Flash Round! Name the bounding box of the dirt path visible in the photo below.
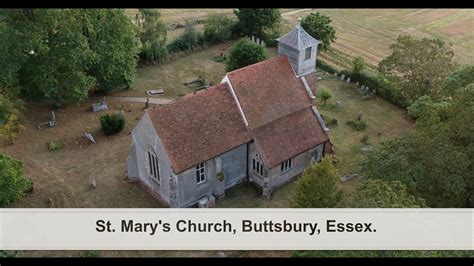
[105,96,173,105]
[281,8,313,17]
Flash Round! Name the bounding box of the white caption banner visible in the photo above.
[0,208,472,250]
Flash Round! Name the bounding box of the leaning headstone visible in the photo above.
[340,74,345,81]
[84,132,96,144]
[91,179,97,188]
[346,77,351,83]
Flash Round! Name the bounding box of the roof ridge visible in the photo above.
[226,55,287,76]
[250,105,314,132]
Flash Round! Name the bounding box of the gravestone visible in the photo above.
[91,179,97,188]
[356,81,359,86]
[346,77,351,83]
[340,173,357,182]
[336,101,341,107]
[340,74,345,81]
[84,132,96,144]
[144,98,149,109]
[333,72,338,76]
[92,97,108,112]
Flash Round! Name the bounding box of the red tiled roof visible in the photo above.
[146,83,252,174]
[227,56,314,129]
[304,72,317,96]
[252,107,330,167]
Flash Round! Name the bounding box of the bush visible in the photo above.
[321,115,338,127]
[316,59,340,74]
[346,119,367,131]
[339,68,409,109]
[317,89,332,105]
[49,139,65,150]
[352,56,365,77]
[203,14,235,43]
[360,135,370,145]
[291,156,342,208]
[100,112,125,135]
[167,22,204,53]
[226,38,268,71]
[0,153,29,207]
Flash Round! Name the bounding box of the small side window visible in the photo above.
[305,47,312,60]
[195,163,206,184]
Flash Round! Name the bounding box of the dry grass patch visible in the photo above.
[0,100,160,208]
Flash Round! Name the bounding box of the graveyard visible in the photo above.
[0,39,413,209]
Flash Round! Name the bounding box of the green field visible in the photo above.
[130,9,474,71]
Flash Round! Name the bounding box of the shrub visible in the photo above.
[352,56,365,78]
[360,135,370,145]
[0,153,29,207]
[291,156,342,208]
[203,13,235,43]
[322,115,338,127]
[346,119,367,131]
[100,112,125,135]
[167,22,204,53]
[317,89,332,105]
[49,139,65,150]
[316,59,340,74]
[226,38,268,71]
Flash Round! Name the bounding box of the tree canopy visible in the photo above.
[0,153,29,207]
[353,179,427,208]
[233,9,281,38]
[226,38,268,71]
[361,83,474,207]
[291,157,342,208]
[300,13,336,52]
[0,9,140,105]
[135,9,167,63]
[378,35,457,104]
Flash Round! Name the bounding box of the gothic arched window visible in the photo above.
[146,146,160,182]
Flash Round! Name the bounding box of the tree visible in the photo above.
[135,9,167,63]
[233,9,281,38]
[378,35,457,104]
[300,13,336,52]
[0,92,24,144]
[353,179,427,208]
[352,56,365,77]
[317,89,332,105]
[0,9,140,105]
[226,38,268,71]
[0,153,29,207]
[12,9,96,104]
[203,13,234,43]
[360,84,474,208]
[84,9,140,92]
[443,64,474,95]
[291,157,342,208]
